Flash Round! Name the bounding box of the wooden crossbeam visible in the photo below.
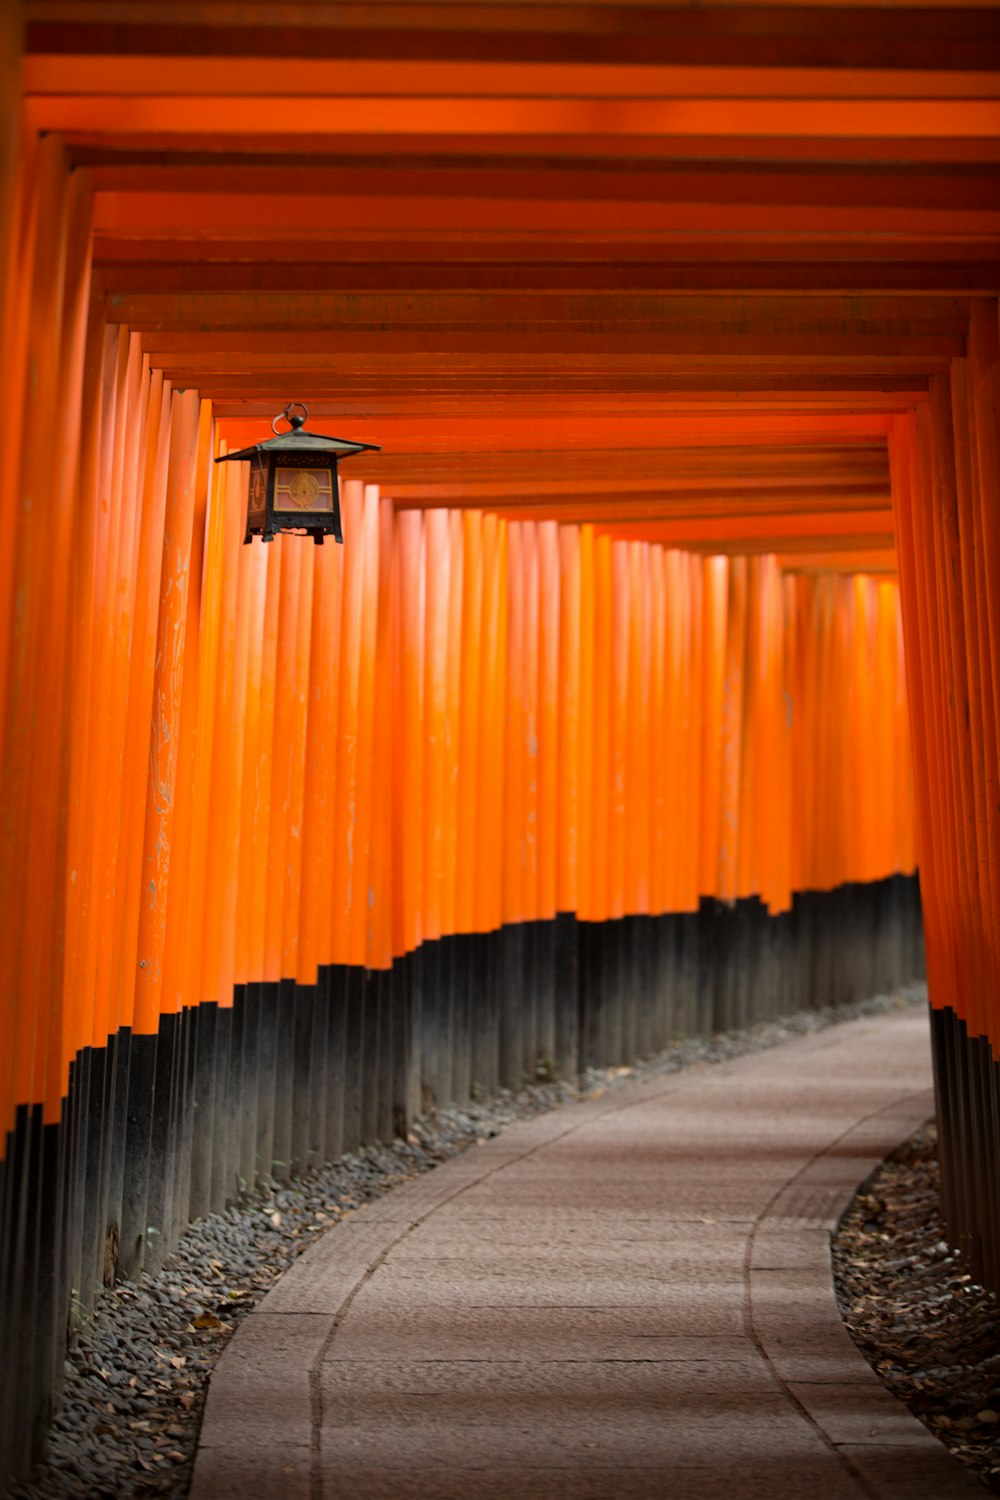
[91,262,1000,296]
[113,292,970,326]
[23,56,1000,101]
[24,2,1000,74]
[89,189,1000,241]
[29,95,1000,140]
[24,0,998,568]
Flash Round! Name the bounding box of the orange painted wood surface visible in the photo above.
[0,337,923,1138]
[5,0,999,1143]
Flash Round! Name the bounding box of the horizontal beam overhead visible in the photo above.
[24,0,1000,560]
[24,3,1000,72]
[24,56,1000,100]
[91,262,1000,296]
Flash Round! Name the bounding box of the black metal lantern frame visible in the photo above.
[216,403,380,545]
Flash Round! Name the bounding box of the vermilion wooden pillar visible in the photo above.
[7,0,988,1481]
[891,299,1000,1290]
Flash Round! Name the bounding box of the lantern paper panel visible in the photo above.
[217,406,379,546]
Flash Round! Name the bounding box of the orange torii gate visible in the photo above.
[0,0,998,1484]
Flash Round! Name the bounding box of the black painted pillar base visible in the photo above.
[930,1002,1000,1293]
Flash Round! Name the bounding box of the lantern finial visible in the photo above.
[273,401,309,434]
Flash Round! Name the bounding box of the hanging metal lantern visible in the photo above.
[215,403,380,545]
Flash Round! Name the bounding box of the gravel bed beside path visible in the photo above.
[9,984,927,1500]
[833,1121,1000,1494]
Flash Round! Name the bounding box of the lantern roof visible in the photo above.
[218,427,380,464]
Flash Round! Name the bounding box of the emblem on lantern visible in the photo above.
[216,403,380,545]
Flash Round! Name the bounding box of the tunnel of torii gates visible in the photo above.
[0,0,999,1482]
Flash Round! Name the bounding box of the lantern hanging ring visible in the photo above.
[273,401,309,434]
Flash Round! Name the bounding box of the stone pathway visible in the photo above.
[191,1010,979,1499]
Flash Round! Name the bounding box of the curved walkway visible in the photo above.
[191,1009,978,1500]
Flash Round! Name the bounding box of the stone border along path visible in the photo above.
[191,1005,979,1500]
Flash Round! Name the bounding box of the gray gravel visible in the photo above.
[8,983,925,1500]
[833,1119,1000,1493]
